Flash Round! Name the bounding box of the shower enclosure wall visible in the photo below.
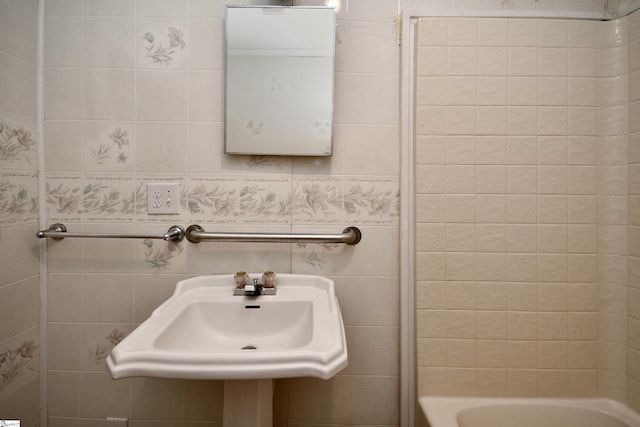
[411,7,640,414]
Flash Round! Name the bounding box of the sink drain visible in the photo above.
[241,345,257,350]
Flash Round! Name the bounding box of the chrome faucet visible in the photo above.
[242,279,262,296]
[233,272,277,296]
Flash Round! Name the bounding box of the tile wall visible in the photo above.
[0,0,41,425]
[597,15,630,404]
[43,0,400,426]
[628,8,640,412]
[1,0,631,425]
[414,10,640,409]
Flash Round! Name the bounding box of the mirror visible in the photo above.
[224,6,336,156]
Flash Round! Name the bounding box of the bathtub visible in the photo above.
[419,396,640,427]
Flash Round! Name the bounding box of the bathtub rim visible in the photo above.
[419,396,640,427]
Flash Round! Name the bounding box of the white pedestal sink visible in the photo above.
[223,379,273,427]
[106,274,347,426]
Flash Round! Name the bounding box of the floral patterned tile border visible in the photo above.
[344,176,399,225]
[47,174,139,222]
[45,173,399,225]
[0,171,38,226]
[291,176,344,225]
[83,175,136,221]
[291,176,400,225]
[46,175,83,222]
[188,175,292,224]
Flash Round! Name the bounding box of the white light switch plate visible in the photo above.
[147,183,180,214]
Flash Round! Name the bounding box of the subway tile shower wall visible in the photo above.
[415,12,640,411]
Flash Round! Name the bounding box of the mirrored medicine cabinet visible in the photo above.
[224,6,336,156]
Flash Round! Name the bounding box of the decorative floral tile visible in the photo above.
[292,242,345,274]
[291,176,343,224]
[82,324,135,372]
[138,19,188,68]
[138,237,186,273]
[344,176,400,225]
[188,175,292,224]
[83,175,136,221]
[0,330,39,395]
[220,154,294,174]
[246,155,287,170]
[46,175,83,222]
[0,116,37,169]
[84,122,135,172]
[0,171,38,226]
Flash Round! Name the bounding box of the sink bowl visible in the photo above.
[106,274,347,380]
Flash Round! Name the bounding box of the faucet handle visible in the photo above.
[233,271,249,288]
[262,271,276,288]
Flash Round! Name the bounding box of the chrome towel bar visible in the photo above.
[36,223,362,245]
[185,224,362,245]
[36,223,186,242]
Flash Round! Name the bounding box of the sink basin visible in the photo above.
[106,274,347,380]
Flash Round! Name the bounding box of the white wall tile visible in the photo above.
[345,21,399,74]
[137,0,188,17]
[568,20,597,47]
[478,18,508,46]
[0,225,39,286]
[0,54,36,117]
[84,0,134,16]
[418,18,448,46]
[568,195,596,224]
[0,277,39,341]
[189,18,224,70]
[448,47,478,76]
[340,73,398,124]
[539,48,569,76]
[83,17,135,68]
[538,20,568,47]
[189,70,223,122]
[509,19,538,47]
[46,0,82,16]
[0,0,37,63]
[347,0,398,22]
[136,70,188,121]
[342,124,399,175]
[48,371,80,417]
[78,372,131,418]
[539,77,568,105]
[83,68,135,120]
[45,17,82,67]
[47,274,82,322]
[81,274,134,322]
